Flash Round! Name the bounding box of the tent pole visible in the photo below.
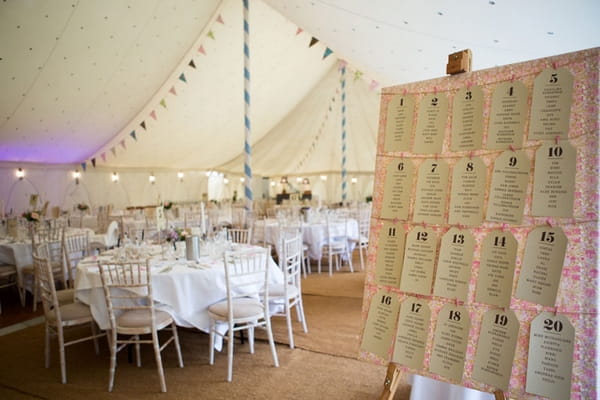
[243,0,253,213]
[340,61,348,204]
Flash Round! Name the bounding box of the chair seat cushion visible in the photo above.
[117,309,173,329]
[47,302,92,323]
[208,297,263,320]
[56,288,75,305]
[266,284,299,299]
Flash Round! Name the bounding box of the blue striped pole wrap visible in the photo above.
[243,0,253,211]
[340,64,348,203]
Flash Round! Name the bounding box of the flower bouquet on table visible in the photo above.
[22,210,41,223]
[162,201,173,210]
[77,203,89,211]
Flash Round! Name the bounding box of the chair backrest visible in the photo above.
[252,219,266,247]
[222,247,271,314]
[98,260,155,331]
[36,237,65,266]
[279,234,303,290]
[227,227,252,244]
[32,250,60,321]
[325,214,349,249]
[64,232,92,270]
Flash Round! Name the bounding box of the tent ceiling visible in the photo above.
[1,0,598,175]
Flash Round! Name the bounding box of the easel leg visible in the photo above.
[379,363,403,400]
[493,390,506,400]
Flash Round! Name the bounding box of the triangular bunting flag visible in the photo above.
[338,59,348,69]
[198,45,206,55]
[369,80,379,90]
[130,131,137,141]
[216,14,224,24]
[296,27,303,35]
[179,73,187,83]
[207,30,215,40]
[322,47,333,59]
[309,37,319,47]
[188,59,196,68]
[91,158,96,168]
[150,110,157,120]
[110,147,116,157]
[81,162,87,172]
[160,99,167,108]
[120,139,127,149]
[354,70,363,81]
[101,152,106,163]
[140,121,146,130]
[169,86,177,96]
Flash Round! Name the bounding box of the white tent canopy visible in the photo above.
[0,0,598,208]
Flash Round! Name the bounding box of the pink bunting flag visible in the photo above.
[150,110,157,120]
[169,86,177,96]
[338,59,348,69]
[198,45,206,55]
[101,152,106,163]
[120,139,127,149]
[216,14,224,24]
[369,80,379,90]
[296,27,303,35]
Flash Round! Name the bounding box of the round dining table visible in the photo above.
[74,242,283,349]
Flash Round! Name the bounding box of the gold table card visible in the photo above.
[381,159,414,221]
[529,68,574,140]
[472,309,520,391]
[526,312,574,400]
[412,159,449,225]
[451,86,484,151]
[399,226,438,296]
[429,304,470,382]
[374,221,406,287]
[475,230,518,307]
[486,150,530,225]
[384,94,416,152]
[360,289,401,359]
[487,81,528,150]
[413,93,448,154]
[433,227,475,302]
[515,226,568,306]
[532,141,576,217]
[448,157,487,226]
[392,297,431,369]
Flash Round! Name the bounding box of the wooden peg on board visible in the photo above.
[493,389,507,400]
[446,49,472,75]
[379,363,403,400]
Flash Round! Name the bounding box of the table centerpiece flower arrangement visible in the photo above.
[22,210,41,222]
[77,203,89,212]
[162,201,173,210]
[165,227,189,250]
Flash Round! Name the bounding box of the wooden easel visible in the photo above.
[378,363,507,400]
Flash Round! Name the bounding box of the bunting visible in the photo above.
[140,121,146,130]
[198,45,206,55]
[322,47,333,59]
[354,70,363,81]
[130,131,137,141]
[296,27,303,35]
[149,110,157,120]
[91,158,96,168]
[369,79,379,90]
[160,99,167,108]
[179,73,187,83]
[188,59,196,68]
[309,37,319,47]
[101,152,106,163]
[207,30,215,40]
[216,14,224,24]
[169,86,177,96]
[110,147,117,157]
[120,139,126,149]
[81,162,87,172]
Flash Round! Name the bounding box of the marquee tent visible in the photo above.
[0,0,598,208]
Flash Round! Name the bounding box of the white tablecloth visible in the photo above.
[256,218,359,259]
[75,243,283,348]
